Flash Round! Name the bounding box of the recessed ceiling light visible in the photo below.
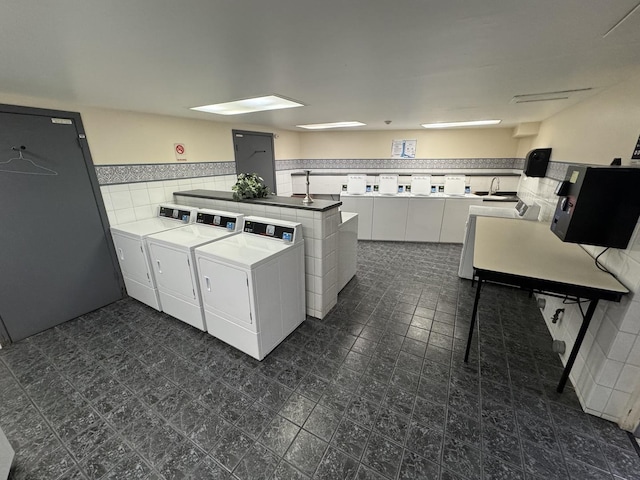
[190,95,304,115]
[296,121,366,130]
[421,120,501,129]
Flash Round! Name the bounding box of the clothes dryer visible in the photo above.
[146,209,243,331]
[110,204,197,310]
[194,216,305,360]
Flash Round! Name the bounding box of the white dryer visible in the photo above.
[110,204,197,310]
[146,209,243,331]
[194,216,305,360]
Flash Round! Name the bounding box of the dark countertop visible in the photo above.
[174,189,342,212]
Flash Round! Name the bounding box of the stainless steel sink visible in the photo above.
[473,191,519,201]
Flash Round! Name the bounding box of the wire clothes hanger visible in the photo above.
[0,146,58,176]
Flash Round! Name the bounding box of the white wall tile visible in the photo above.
[114,208,136,224]
[130,188,151,207]
[620,301,640,334]
[608,332,637,362]
[603,390,631,418]
[628,336,640,366]
[596,317,618,354]
[134,205,155,220]
[110,190,133,210]
[586,384,612,412]
[595,359,623,388]
[616,364,640,393]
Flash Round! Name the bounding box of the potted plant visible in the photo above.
[232,173,271,200]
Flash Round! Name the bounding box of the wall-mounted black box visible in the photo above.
[550,165,640,249]
[524,148,552,177]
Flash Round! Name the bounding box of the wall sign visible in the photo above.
[391,139,417,159]
[174,143,187,162]
[632,135,640,160]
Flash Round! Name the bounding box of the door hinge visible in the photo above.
[140,246,144,253]
[146,272,150,280]
[187,258,190,267]
[249,311,252,320]
[246,278,249,287]
[192,288,196,298]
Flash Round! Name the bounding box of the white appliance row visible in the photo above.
[346,173,468,196]
[110,204,305,360]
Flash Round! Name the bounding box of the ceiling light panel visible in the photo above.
[421,120,501,129]
[191,95,304,115]
[296,121,366,130]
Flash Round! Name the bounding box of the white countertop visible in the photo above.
[340,192,481,198]
[474,217,628,293]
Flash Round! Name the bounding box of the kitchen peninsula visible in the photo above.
[173,190,344,319]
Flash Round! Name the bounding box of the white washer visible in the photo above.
[194,216,305,360]
[146,209,244,331]
[110,204,197,310]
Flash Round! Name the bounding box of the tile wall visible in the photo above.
[100,175,238,227]
[517,166,640,425]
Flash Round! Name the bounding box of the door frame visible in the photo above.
[232,129,277,194]
[0,103,125,346]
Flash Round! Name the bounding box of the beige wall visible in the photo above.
[0,92,299,165]
[528,74,640,165]
[299,128,520,159]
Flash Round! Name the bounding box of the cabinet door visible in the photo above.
[148,243,197,301]
[405,198,445,242]
[340,196,374,240]
[440,199,484,243]
[198,258,253,326]
[372,197,409,241]
[112,234,152,285]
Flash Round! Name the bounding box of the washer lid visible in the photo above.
[147,224,239,248]
[110,217,189,237]
[195,233,295,269]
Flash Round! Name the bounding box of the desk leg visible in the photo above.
[464,278,483,363]
[557,299,598,393]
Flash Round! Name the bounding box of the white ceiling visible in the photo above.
[1,0,640,131]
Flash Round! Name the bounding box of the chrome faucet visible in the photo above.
[489,176,500,195]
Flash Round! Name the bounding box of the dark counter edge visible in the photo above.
[174,189,342,212]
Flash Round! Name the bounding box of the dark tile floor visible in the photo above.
[1,241,639,480]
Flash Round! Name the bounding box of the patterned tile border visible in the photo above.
[275,158,523,171]
[95,157,578,186]
[95,161,236,185]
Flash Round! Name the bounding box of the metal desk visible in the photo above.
[464,217,628,392]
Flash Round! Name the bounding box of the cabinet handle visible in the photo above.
[156,260,162,274]
[118,248,124,260]
[205,276,211,291]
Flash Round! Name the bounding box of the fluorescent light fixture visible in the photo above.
[296,121,366,130]
[190,95,304,115]
[421,120,501,129]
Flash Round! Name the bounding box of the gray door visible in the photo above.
[0,105,124,343]
[233,130,277,194]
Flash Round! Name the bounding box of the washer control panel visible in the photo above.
[242,216,302,243]
[158,205,194,222]
[196,210,243,232]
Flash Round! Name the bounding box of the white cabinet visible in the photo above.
[340,195,374,240]
[440,198,484,243]
[340,194,485,243]
[405,198,445,242]
[372,197,409,241]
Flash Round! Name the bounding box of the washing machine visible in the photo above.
[194,216,305,360]
[110,204,197,310]
[145,209,244,331]
[458,200,540,279]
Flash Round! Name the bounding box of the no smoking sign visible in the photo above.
[174,143,187,161]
